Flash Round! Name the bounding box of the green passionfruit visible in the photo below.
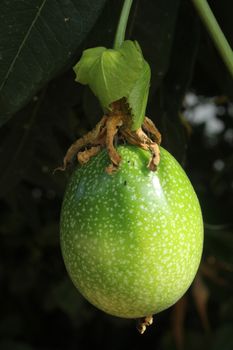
[60,145,203,318]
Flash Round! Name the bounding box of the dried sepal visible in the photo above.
[136,315,153,334]
[143,117,162,145]
[105,114,124,170]
[148,143,160,171]
[77,146,102,165]
[56,99,161,173]
[56,116,107,171]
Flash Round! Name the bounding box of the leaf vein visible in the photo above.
[0,0,47,92]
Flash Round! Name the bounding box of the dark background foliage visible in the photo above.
[0,0,233,349]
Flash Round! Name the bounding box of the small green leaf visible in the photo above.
[128,60,151,129]
[75,46,107,84]
[73,40,151,130]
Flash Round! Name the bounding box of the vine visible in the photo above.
[192,0,233,77]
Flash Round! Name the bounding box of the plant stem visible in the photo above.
[192,0,233,78]
[113,0,133,49]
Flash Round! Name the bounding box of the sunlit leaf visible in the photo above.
[74,40,150,129]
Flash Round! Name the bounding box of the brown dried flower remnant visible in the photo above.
[57,99,161,173]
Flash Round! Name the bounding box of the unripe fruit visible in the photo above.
[60,145,203,318]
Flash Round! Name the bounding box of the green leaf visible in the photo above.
[128,60,151,129]
[76,47,107,84]
[81,0,181,130]
[0,0,107,125]
[74,40,150,130]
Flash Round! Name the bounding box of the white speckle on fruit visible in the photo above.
[60,145,203,319]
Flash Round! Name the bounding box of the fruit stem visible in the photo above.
[191,0,233,78]
[113,0,133,49]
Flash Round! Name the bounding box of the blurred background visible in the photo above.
[0,0,232,349]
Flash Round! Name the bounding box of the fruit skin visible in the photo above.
[60,145,203,318]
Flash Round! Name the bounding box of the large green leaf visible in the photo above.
[0,0,107,125]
